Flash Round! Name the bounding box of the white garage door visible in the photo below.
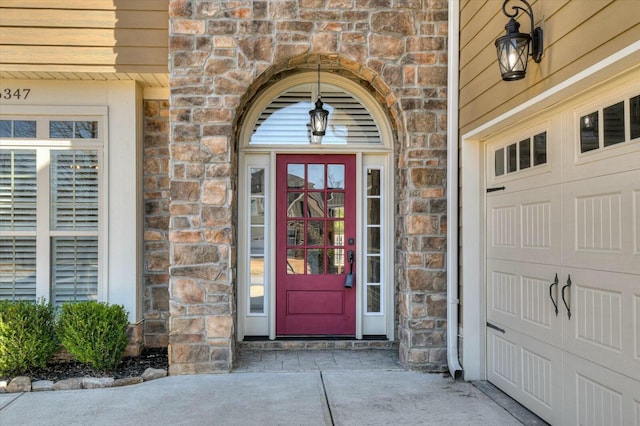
[485,74,640,425]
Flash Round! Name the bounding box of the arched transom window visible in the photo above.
[247,79,385,146]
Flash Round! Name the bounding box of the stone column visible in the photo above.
[393,1,450,371]
[168,0,237,374]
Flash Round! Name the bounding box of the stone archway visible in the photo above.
[233,54,401,147]
[168,1,449,374]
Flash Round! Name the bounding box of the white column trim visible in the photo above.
[446,0,463,379]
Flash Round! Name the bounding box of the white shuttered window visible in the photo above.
[0,117,103,303]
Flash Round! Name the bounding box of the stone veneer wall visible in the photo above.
[143,99,171,348]
[168,0,449,374]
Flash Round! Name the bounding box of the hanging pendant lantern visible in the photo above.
[495,0,543,81]
[309,64,329,137]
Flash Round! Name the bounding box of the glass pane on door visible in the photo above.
[283,163,348,276]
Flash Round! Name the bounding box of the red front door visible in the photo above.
[276,154,356,335]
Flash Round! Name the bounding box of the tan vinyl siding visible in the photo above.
[459,0,640,135]
[0,0,168,74]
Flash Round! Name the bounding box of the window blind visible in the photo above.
[51,237,98,304]
[0,237,36,300]
[0,150,37,231]
[50,151,99,230]
[251,84,381,145]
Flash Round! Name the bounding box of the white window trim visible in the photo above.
[238,154,271,338]
[0,106,108,304]
[488,122,551,184]
[573,82,640,165]
[0,80,144,323]
[361,154,394,337]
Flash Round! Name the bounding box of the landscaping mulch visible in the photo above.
[1,347,168,383]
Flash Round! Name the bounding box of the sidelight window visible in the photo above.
[365,168,382,314]
[249,167,266,314]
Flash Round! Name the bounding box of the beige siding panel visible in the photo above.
[460,1,500,50]
[0,9,168,29]
[460,25,640,135]
[543,0,614,47]
[460,0,488,33]
[459,0,640,133]
[460,10,504,72]
[0,0,167,11]
[0,46,168,66]
[0,63,168,74]
[0,28,168,47]
[0,2,168,71]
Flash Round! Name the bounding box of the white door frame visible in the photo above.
[236,72,396,341]
[237,150,395,341]
[460,42,640,380]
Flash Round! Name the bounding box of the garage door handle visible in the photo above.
[486,186,506,193]
[549,273,559,316]
[561,275,572,320]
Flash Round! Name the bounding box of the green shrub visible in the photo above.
[0,299,58,376]
[56,301,129,371]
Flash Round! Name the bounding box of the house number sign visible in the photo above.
[1,88,31,100]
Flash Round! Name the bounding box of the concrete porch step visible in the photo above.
[237,338,397,351]
[234,342,403,372]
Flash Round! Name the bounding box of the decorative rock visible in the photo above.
[52,378,83,391]
[82,377,114,389]
[31,380,54,392]
[0,380,7,393]
[141,368,167,381]
[112,377,143,387]
[7,376,31,393]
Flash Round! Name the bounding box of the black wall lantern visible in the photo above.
[495,0,543,81]
[309,64,329,138]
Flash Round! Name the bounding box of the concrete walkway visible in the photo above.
[0,350,542,426]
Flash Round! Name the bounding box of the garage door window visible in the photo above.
[580,93,640,153]
[494,131,547,177]
[631,94,640,140]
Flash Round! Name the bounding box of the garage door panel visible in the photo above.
[487,328,563,425]
[635,189,640,257]
[562,352,640,426]
[561,268,640,382]
[487,259,562,347]
[563,143,640,183]
[485,74,640,425]
[487,186,562,265]
[562,169,640,275]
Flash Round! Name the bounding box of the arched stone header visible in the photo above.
[233,54,403,147]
